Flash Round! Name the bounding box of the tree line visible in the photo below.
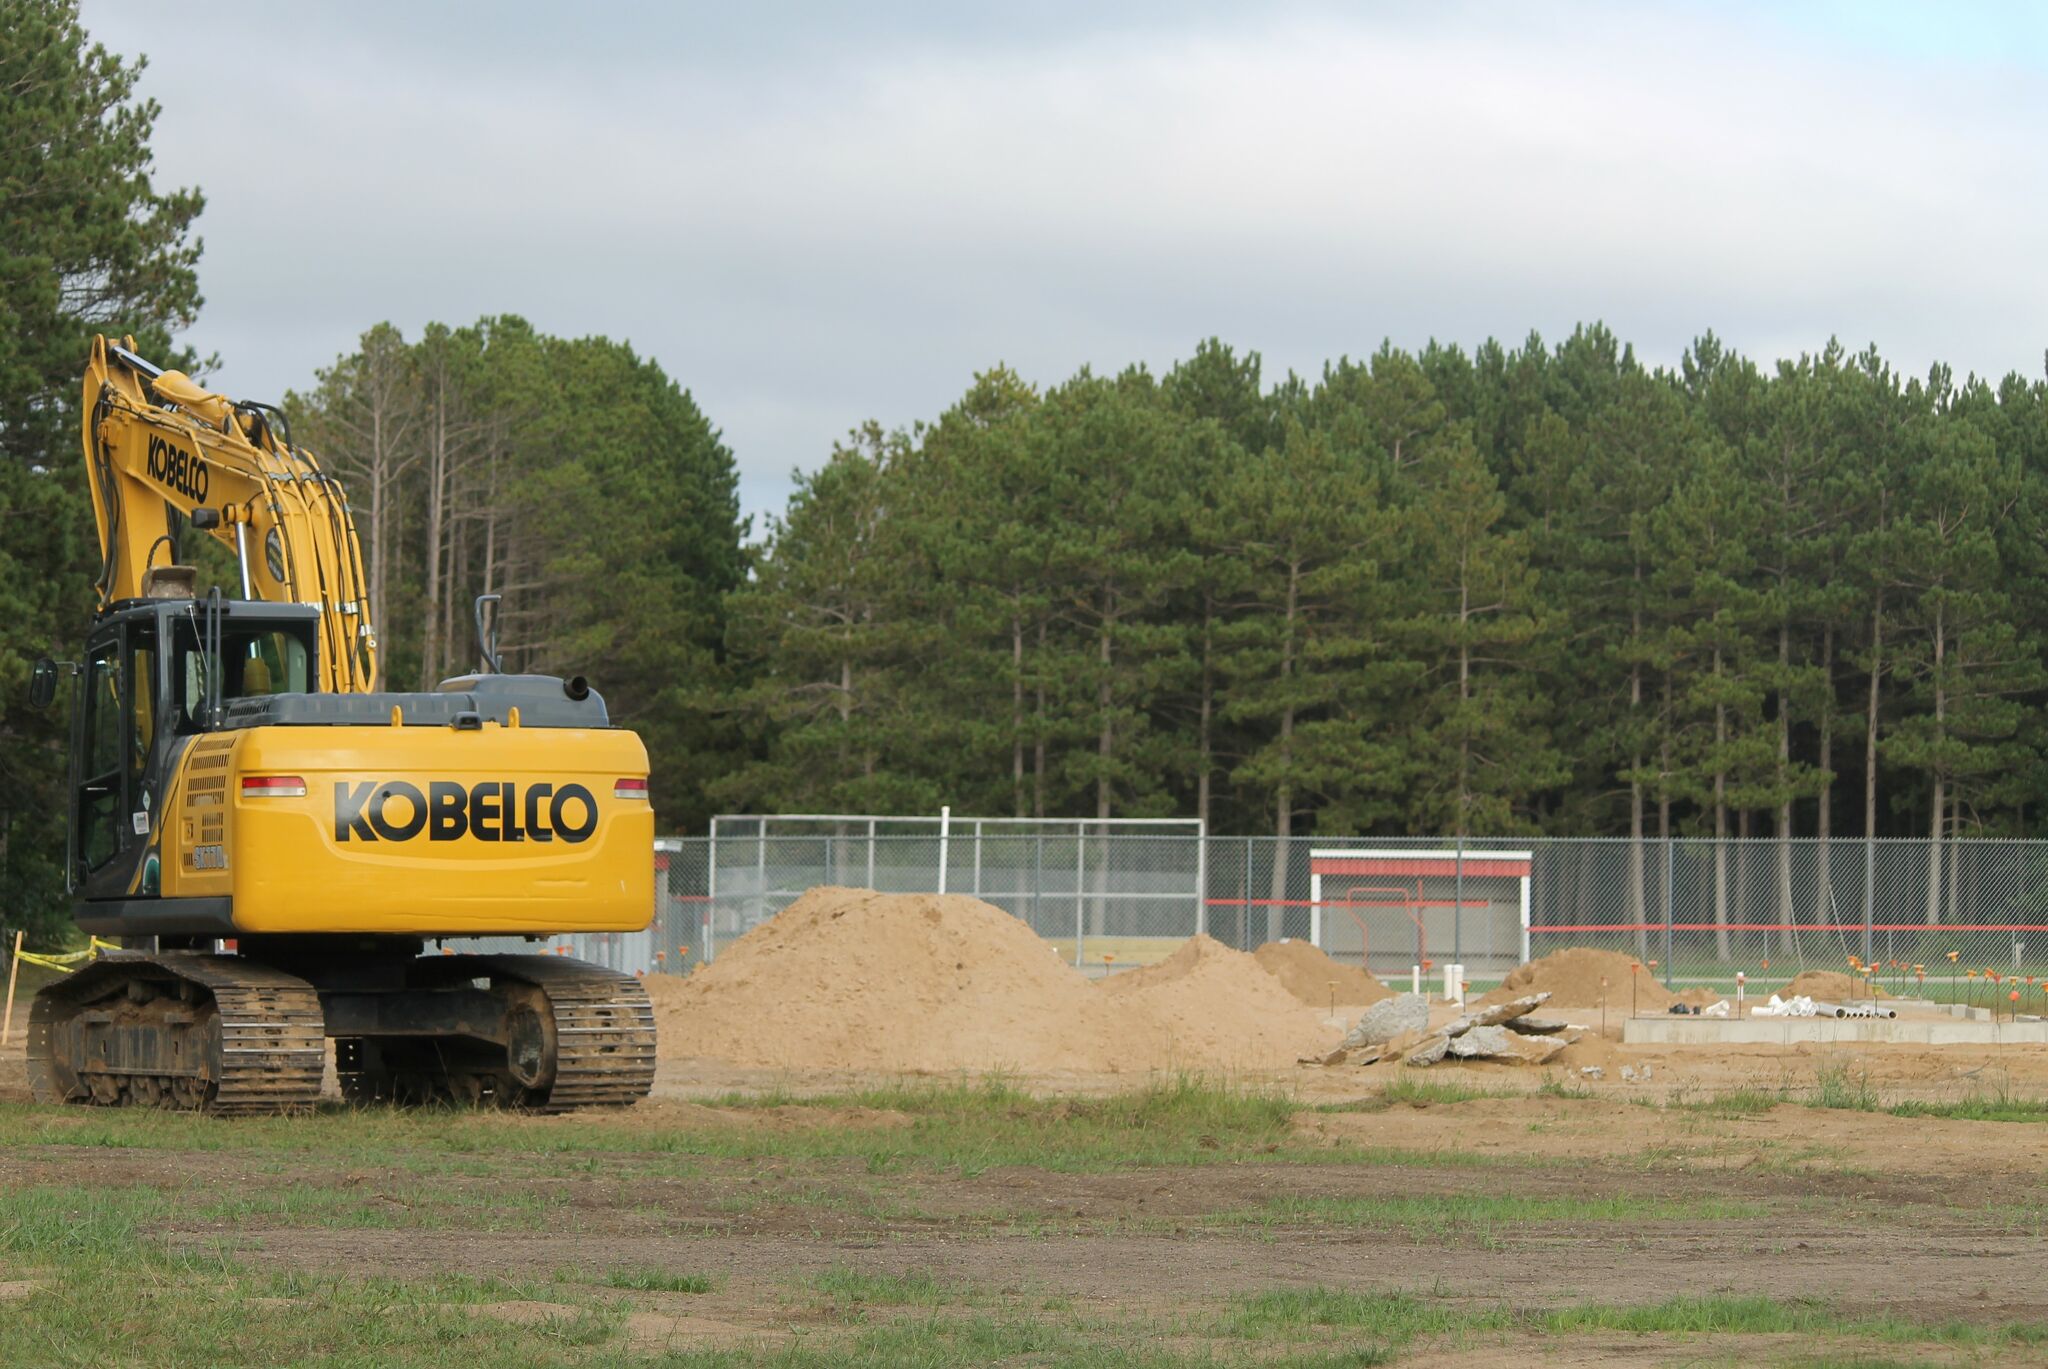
[718,333,2048,931]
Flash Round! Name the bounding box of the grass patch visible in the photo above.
[602,1267,714,1293]
[1227,1286,1513,1342]
[810,1265,965,1308]
[1674,1086,1784,1117]
[0,1076,1315,1175]
[1228,1287,2048,1353]
[1236,1191,1765,1237]
[1543,1293,2048,1345]
[1376,1077,1510,1107]
[1886,1089,2048,1123]
[1808,1061,1881,1112]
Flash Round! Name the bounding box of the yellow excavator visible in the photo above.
[21,337,657,1112]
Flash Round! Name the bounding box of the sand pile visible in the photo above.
[646,887,1169,1072]
[1777,971,1891,1001]
[1101,935,1341,1066]
[1252,939,1392,1007]
[1475,946,1678,1011]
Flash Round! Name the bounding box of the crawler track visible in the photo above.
[29,951,654,1115]
[469,955,658,1110]
[27,952,325,1114]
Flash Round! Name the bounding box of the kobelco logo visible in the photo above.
[333,780,598,844]
[146,432,208,501]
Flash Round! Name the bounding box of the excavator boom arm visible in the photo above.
[81,335,378,692]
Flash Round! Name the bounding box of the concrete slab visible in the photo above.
[1622,1016,2048,1046]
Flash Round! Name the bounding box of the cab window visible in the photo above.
[172,622,314,730]
[79,644,122,870]
[229,631,308,698]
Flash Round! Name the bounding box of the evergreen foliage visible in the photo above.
[725,330,2048,878]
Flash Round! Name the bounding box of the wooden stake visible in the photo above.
[2,929,22,1049]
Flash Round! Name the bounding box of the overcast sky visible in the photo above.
[84,1,2048,529]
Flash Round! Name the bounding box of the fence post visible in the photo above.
[866,818,876,891]
[705,819,720,964]
[1244,836,1254,951]
[973,819,982,899]
[1195,831,1207,939]
[1074,833,1086,969]
[1662,836,1675,988]
[937,806,950,895]
[1518,863,1531,965]
[1034,831,1044,935]
[1453,828,1465,965]
[1862,833,1876,966]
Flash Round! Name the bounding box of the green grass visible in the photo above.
[1809,1061,1883,1112]
[601,1267,715,1293]
[0,1076,1318,1175]
[1884,1089,2048,1122]
[809,1265,968,1308]
[1373,1076,1510,1106]
[1675,1085,1785,1116]
[1542,1293,2048,1345]
[1233,1191,1767,1238]
[1227,1288,2048,1353]
[1795,1065,2048,1122]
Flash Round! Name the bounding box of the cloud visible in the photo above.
[84,1,2048,522]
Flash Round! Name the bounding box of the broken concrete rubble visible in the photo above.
[1404,1032,1453,1066]
[1393,990,1570,1068]
[1340,993,1430,1049]
[1446,1024,1513,1057]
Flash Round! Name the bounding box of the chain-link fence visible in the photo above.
[531,829,2048,996]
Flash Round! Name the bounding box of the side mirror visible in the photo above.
[29,658,58,709]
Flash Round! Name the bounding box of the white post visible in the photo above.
[972,819,982,899]
[1309,870,1322,948]
[1519,873,1532,965]
[705,817,720,964]
[1075,832,1086,968]
[1195,829,1208,939]
[937,806,951,895]
[866,818,876,890]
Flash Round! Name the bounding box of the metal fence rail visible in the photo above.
[467,830,2048,990]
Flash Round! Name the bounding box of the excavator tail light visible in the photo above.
[241,775,307,798]
[613,778,648,800]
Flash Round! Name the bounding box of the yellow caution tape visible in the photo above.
[13,938,124,973]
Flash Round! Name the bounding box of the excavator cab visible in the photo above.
[65,594,319,902]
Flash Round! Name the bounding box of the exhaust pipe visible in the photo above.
[563,675,590,701]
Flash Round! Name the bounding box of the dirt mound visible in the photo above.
[1252,939,1392,1007]
[1474,947,1677,1011]
[645,887,1170,1072]
[1776,970,1891,1001]
[1100,934,1341,1065]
